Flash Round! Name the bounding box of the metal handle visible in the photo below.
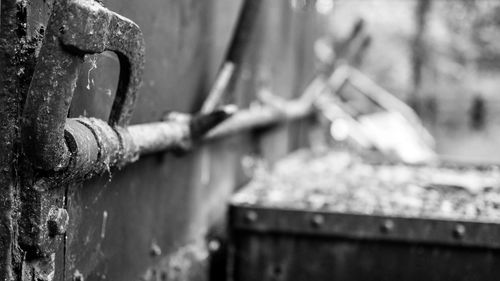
[22,0,145,171]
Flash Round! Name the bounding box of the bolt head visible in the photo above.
[208,239,221,252]
[453,224,466,239]
[73,270,84,281]
[380,219,394,234]
[244,211,258,223]
[311,214,324,228]
[47,207,69,237]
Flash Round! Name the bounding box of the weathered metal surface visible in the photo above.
[231,206,500,249]
[20,0,270,186]
[3,0,323,280]
[127,107,236,155]
[22,0,145,171]
[61,0,246,279]
[63,1,319,279]
[18,1,146,265]
[20,0,320,184]
[140,241,210,281]
[0,1,25,280]
[46,207,70,237]
[230,204,500,281]
[27,106,236,186]
[206,90,318,141]
[231,231,500,281]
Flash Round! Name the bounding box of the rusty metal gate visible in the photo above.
[0,0,324,280]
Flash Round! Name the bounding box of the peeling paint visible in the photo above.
[73,269,84,281]
[86,55,98,91]
[22,254,56,281]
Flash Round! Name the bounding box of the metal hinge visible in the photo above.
[20,0,145,257]
[19,0,311,259]
[19,0,236,258]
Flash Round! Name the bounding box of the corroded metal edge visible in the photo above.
[230,204,500,249]
[0,0,22,280]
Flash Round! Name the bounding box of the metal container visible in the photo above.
[229,202,500,281]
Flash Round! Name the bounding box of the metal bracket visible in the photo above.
[20,0,145,257]
[22,0,145,172]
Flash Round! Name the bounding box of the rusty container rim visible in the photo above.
[230,204,500,250]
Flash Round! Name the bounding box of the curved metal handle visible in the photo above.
[22,0,145,171]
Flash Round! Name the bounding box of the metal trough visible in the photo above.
[228,155,500,281]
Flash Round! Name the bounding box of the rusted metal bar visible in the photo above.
[206,100,312,140]
[19,0,273,260]
[104,66,327,164]
[43,81,321,184]
[53,109,234,182]
[201,0,264,112]
[66,93,315,170]
[129,120,191,155]
[128,107,237,156]
[202,62,235,113]
[206,85,322,140]
[22,0,321,185]
[225,0,264,68]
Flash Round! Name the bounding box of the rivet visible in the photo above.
[380,219,394,234]
[311,214,324,228]
[47,206,69,237]
[208,239,221,252]
[244,211,258,223]
[73,270,84,281]
[149,242,162,257]
[453,224,466,239]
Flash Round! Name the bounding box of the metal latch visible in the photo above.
[22,0,235,183]
[20,0,235,257]
[19,0,314,258]
[22,0,145,175]
[20,0,145,257]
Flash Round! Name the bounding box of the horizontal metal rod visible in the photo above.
[128,120,190,155]
[127,96,316,157]
[205,99,314,140]
[128,74,328,156]
[51,93,316,185]
[52,72,331,184]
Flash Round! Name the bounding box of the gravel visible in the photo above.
[232,149,500,222]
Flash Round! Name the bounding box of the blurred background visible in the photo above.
[325,0,500,163]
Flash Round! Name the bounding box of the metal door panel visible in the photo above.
[62,1,244,280]
[0,0,322,280]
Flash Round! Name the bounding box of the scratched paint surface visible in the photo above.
[13,0,323,280]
